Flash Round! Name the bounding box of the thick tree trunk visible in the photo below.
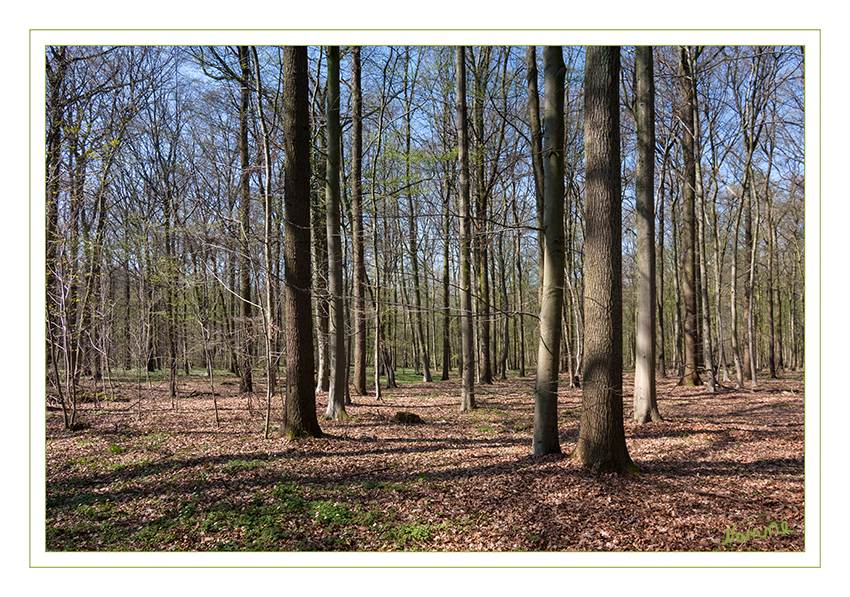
[281,46,321,439]
[573,46,638,475]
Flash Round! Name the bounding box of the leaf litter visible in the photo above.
[45,372,805,552]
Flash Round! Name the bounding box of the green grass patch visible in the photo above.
[310,500,355,528]
[382,522,432,548]
[222,459,267,474]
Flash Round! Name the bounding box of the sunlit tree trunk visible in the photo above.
[350,46,368,396]
[573,46,638,475]
[532,46,566,456]
[633,46,662,423]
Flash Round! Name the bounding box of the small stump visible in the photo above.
[393,411,424,425]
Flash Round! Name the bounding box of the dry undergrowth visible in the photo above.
[44,371,805,552]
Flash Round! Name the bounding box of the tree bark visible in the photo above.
[323,46,349,421]
[526,46,546,306]
[471,47,493,385]
[403,47,432,383]
[456,46,476,411]
[573,46,638,475]
[633,46,662,423]
[250,47,279,438]
[350,46,368,396]
[678,46,701,387]
[532,46,566,456]
[281,46,322,439]
[237,45,254,395]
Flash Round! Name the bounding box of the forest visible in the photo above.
[43,43,806,554]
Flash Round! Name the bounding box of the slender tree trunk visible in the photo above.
[655,136,672,377]
[573,46,638,475]
[706,110,731,383]
[281,46,322,439]
[745,181,760,388]
[763,111,778,379]
[323,46,349,421]
[532,46,566,456]
[497,213,510,380]
[678,46,701,386]
[46,46,67,382]
[402,47,432,383]
[456,46,475,411]
[313,133,330,393]
[730,191,745,388]
[512,197,526,378]
[633,46,662,423]
[237,45,254,395]
[249,47,279,436]
[526,46,546,302]
[442,172,453,381]
[471,47,493,385]
[689,48,716,394]
[350,46,368,395]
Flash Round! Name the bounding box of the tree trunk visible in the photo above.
[471,47,493,386]
[312,135,330,393]
[633,46,662,423]
[512,197,526,378]
[323,46,349,421]
[689,48,716,394]
[456,46,475,411]
[442,171,453,381]
[573,46,638,475]
[350,46,368,396]
[237,45,254,395]
[532,46,566,456]
[281,46,322,439]
[403,47,432,383]
[250,47,278,436]
[526,46,546,302]
[678,46,701,387]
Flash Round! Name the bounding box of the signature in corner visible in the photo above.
[722,520,792,546]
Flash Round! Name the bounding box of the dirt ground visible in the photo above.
[44,370,805,552]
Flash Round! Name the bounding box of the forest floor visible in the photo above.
[44,370,805,553]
